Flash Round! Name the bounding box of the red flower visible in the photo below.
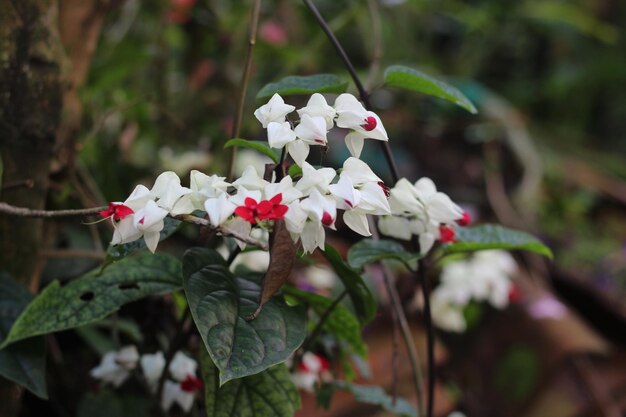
[234,194,288,223]
[438,225,456,243]
[99,203,134,221]
[362,116,377,131]
[456,212,471,226]
[180,374,203,392]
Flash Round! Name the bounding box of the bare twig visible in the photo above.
[39,249,105,260]
[0,202,106,218]
[226,0,262,181]
[365,0,383,91]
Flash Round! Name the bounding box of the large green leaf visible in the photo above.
[334,381,417,417]
[384,65,477,114]
[1,253,182,347]
[257,74,348,99]
[223,138,280,163]
[283,287,366,357]
[0,273,47,398]
[183,248,306,384]
[201,350,301,417]
[444,224,553,258]
[347,239,417,270]
[322,244,376,325]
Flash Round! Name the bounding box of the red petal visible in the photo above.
[235,206,256,223]
[455,212,471,226]
[257,200,274,216]
[99,209,114,218]
[270,204,288,219]
[321,211,334,226]
[180,374,203,392]
[244,197,258,209]
[113,204,134,220]
[438,225,456,243]
[269,193,283,205]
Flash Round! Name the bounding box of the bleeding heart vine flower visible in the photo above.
[90,345,139,388]
[140,351,166,393]
[291,352,331,392]
[296,93,336,129]
[254,93,295,128]
[151,171,192,212]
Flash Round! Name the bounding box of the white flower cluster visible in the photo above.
[90,346,202,412]
[428,250,518,332]
[102,93,396,254]
[378,177,469,254]
[289,352,331,392]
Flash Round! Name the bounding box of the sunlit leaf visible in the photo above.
[224,138,280,163]
[257,74,348,99]
[444,224,553,258]
[183,248,306,384]
[384,65,477,114]
[1,254,182,347]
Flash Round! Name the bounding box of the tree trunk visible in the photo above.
[0,0,63,415]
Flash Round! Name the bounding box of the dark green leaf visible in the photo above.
[183,248,306,384]
[283,287,366,357]
[224,138,280,163]
[384,65,478,114]
[322,244,376,325]
[493,346,539,402]
[334,381,417,417]
[445,224,553,258]
[77,390,152,417]
[104,217,181,267]
[0,273,47,398]
[201,343,301,417]
[257,74,348,99]
[347,239,417,270]
[1,253,181,347]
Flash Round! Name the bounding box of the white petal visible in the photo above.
[254,93,295,128]
[267,121,296,149]
[301,221,325,254]
[223,217,252,250]
[170,194,195,216]
[334,93,368,129]
[328,176,361,210]
[204,194,236,227]
[284,200,307,234]
[124,185,155,211]
[294,114,328,145]
[378,216,412,240]
[286,140,310,167]
[231,166,268,191]
[341,157,382,185]
[419,233,436,254]
[358,182,391,214]
[297,93,336,129]
[134,201,168,231]
[169,351,197,381]
[141,352,166,391]
[111,217,142,245]
[143,231,161,253]
[344,132,365,158]
[342,210,371,236]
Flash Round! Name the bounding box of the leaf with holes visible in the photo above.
[1,253,181,348]
[0,273,47,398]
[322,244,377,325]
[257,74,348,99]
[223,138,280,164]
[334,381,417,417]
[444,224,553,258]
[183,248,306,384]
[201,348,301,417]
[347,239,418,270]
[384,65,477,114]
[283,287,366,357]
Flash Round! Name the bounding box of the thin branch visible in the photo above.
[0,202,106,218]
[302,0,400,183]
[301,290,348,352]
[39,249,105,260]
[365,0,383,92]
[226,0,262,181]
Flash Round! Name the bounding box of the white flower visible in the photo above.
[231,166,269,191]
[284,200,308,236]
[297,93,336,129]
[430,290,467,333]
[295,162,336,196]
[254,93,295,128]
[264,176,302,204]
[343,112,388,158]
[190,170,230,201]
[291,352,330,392]
[287,114,329,165]
[123,185,155,211]
[132,200,169,253]
[204,193,236,227]
[169,351,198,382]
[140,351,166,392]
[267,121,297,149]
[151,171,192,212]
[378,215,412,240]
[334,94,368,129]
[90,345,139,387]
[162,380,195,412]
[300,189,337,227]
[302,265,337,290]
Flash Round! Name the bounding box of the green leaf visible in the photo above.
[257,74,348,99]
[201,349,301,417]
[223,138,280,164]
[493,346,539,402]
[444,224,553,258]
[1,253,182,347]
[334,381,417,417]
[183,248,306,384]
[322,244,377,325]
[283,287,366,357]
[77,390,152,417]
[384,65,478,114]
[103,217,181,267]
[347,239,417,270]
[0,273,47,398]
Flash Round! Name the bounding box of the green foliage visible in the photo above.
[76,318,143,356]
[0,273,47,399]
[1,254,182,347]
[257,74,348,99]
[334,381,417,417]
[493,346,540,402]
[347,239,417,271]
[444,224,553,258]
[384,65,478,114]
[201,349,301,417]
[223,138,280,164]
[322,244,377,325]
[104,218,181,267]
[283,286,366,357]
[183,248,306,385]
